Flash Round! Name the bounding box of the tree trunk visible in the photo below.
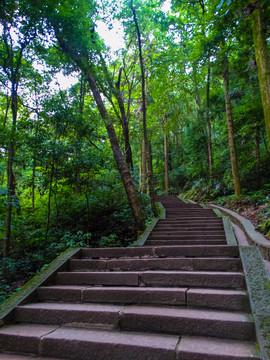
[164,119,169,194]
[86,69,146,231]
[32,157,36,212]
[54,32,146,232]
[180,125,185,161]
[254,124,261,187]
[44,162,54,258]
[141,139,147,194]
[223,65,242,196]
[4,87,18,258]
[3,93,11,128]
[131,0,158,217]
[147,142,157,215]
[249,0,270,147]
[175,132,179,158]
[116,68,133,170]
[206,66,214,182]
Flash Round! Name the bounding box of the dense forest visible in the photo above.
[0,0,270,300]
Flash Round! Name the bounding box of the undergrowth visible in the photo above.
[180,180,270,239]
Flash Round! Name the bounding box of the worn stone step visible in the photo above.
[153,226,225,231]
[0,324,179,360]
[153,245,239,257]
[156,224,224,229]
[149,231,226,236]
[145,240,227,246]
[148,234,226,240]
[0,324,59,355]
[15,303,121,328]
[120,305,255,340]
[15,303,254,340]
[69,257,242,272]
[55,270,245,288]
[186,288,250,312]
[178,336,260,360]
[55,271,139,286]
[157,218,223,223]
[80,245,239,259]
[166,210,216,215]
[140,270,245,288]
[158,217,222,220]
[80,247,155,259]
[154,228,225,233]
[0,354,67,360]
[37,285,249,311]
[37,285,187,306]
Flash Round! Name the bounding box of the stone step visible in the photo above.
[153,226,225,230]
[69,257,242,272]
[140,270,245,288]
[0,324,179,360]
[159,216,222,219]
[177,336,260,360]
[15,303,254,340]
[186,288,250,312]
[80,245,239,259]
[149,231,226,236]
[55,270,245,288]
[147,234,226,240]
[152,245,239,257]
[37,285,250,311]
[166,210,215,215]
[154,228,225,233]
[0,355,67,360]
[156,220,224,225]
[158,217,222,221]
[119,305,255,340]
[145,240,227,246]
[166,214,217,219]
[37,285,187,306]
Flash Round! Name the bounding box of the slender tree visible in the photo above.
[164,117,169,194]
[1,22,29,257]
[223,60,242,196]
[206,66,214,181]
[130,0,158,216]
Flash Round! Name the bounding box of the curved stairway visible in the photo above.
[0,196,261,359]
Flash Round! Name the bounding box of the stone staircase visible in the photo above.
[0,195,261,359]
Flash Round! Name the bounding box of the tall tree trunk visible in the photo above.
[4,87,17,258]
[180,125,185,162]
[254,124,261,187]
[86,69,146,231]
[147,142,156,214]
[131,0,157,216]
[32,157,36,212]
[4,143,15,258]
[3,93,11,128]
[44,162,54,258]
[175,132,180,158]
[54,33,146,232]
[141,139,147,194]
[206,66,214,182]
[249,0,270,147]
[164,119,169,194]
[223,65,242,196]
[116,68,133,170]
